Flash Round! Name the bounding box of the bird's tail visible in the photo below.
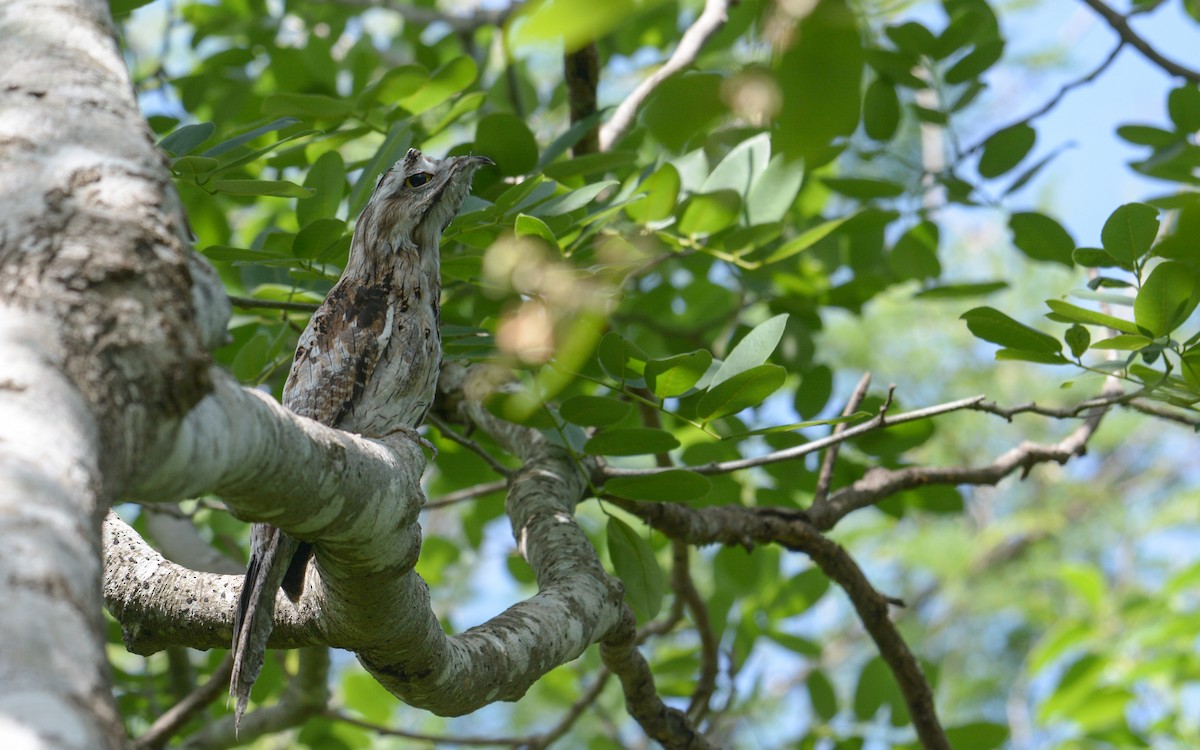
[230,524,299,732]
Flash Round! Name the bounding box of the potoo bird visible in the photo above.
[230,148,493,727]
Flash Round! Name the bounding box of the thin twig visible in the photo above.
[812,372,872,507]
[524,670,612,749]
[327,709,531,746]
[601,394,988,479]
[424,479,509,510]
[1077,0,1200,82]
[598,0,731,150]
[134,655,234,750]
[960,40,1125,159]
[427,414,512,476]
[672,541,718,725]
[227,295,319,313]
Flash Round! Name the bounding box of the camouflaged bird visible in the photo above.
[230,148,492,729]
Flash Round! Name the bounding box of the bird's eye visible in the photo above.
[404,172,432,188]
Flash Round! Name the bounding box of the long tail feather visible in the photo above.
[230,524,299,732]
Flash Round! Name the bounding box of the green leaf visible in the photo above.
[109,0,157,16]
[625,163,681,224]
[853,656,909,726]
[889,220,941,281]
[1134,260,1200,336]
[534,180,617,216]
[1091,334,1152,350]
[356,65,429,108]
[978,124,1035,178]
[1168,84,1200,133]
[821,177,905,199]
[995,348,1070,365]
[297,152,346,226]
[645,350,714,398]
[605,471,711,502]
[1116,124,1180,147]
[774,0,863,163]
[725,412,870,438]
[1101,202,1159,264]
[1044,299,1140,335]
[944,40,1004,84]
[642,72,726,152]
[1009,211,1075,266]
[807,670,838,722]
[678,191,740,236]
[697,364,787,422]
[211,179,314,198]
[702,133,770,197]
[1072,247,1123,268]
[746,154,805,225]
[398,56,477,116]
[863,77,901,141]
[885,21,936,55]
[201,117,300,158]
[711,314,788,388]
[474,113,538,176]
[348,122,412,216]
[584,428,679,456]
[762,214,855,265]
[262,93,354,121]
[597,331,648,382]
[510,0,656,52]
[514,213,558,248]
[559,396,632,427]
[292,219,347,260]
[1064,324,1090,358]
[961,307,1062,354]
[158,122,215,157]
[945,723,1008,750]
[606,516,664,621]
[913,281,1007,299]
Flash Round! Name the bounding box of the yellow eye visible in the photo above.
[404,172,432,188]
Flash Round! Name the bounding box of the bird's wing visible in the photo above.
[282,278,393,427]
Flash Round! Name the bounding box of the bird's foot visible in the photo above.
[381,425,438,457]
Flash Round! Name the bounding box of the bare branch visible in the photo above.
[672,541,718,724]
[609,501,947,749]
[428,413,512,476]
[812,372,872,507]
[598,0,731,150]
[601,394,988,479]
[133,655,234,750]
[326,709,530,747]
[424,479,508,510]
[1078,0,1200,82]
[525,670,612,750]
[808,402,1107,529]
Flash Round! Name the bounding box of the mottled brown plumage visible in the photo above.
[230,148,491,729]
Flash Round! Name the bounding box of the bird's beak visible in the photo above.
[463,155,495,168]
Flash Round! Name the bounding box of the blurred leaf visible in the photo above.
[399,56,476,115]
[807,670,839,721]
[262,93,353,121]
[605,471,711,501]
[559,395,632,427]
[762,214,856,265]
[606,516,664,621]
[944,40,1004,84]
[1009,211,1074,266]
[746,154,805,225]
[821,177,904,199]
[863,76,901,141]
[978,123,1035,178]
[348,122,411,216]
[702,133,770,197]
[297,151,346,226]
[679,190,740,235]
[642,72,726,152]
[533,180,617,216]
[509,0,663,52]
[853,656,909,726]
[889,220,940,281]
[1116,124,1180,147]
[474,113,538,176]
[945,723,1008,750]
[514,213,558,248]
[913,281,1007,299]
[625,163,681,224]
[774,0,863,162]
[212,179,313,198]
[202,117,301,158]
[584,428,679,456]
[1168,84,1200,133]
[293,218,347,259]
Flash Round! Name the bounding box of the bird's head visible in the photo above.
[357,148,493,260]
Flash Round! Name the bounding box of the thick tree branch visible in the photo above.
[598,0,731,150]
[1077,0,1200,82]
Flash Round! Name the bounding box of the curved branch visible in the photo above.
[1078,0,1200,82]
[598,0,731,150]
[609,499,947,749]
